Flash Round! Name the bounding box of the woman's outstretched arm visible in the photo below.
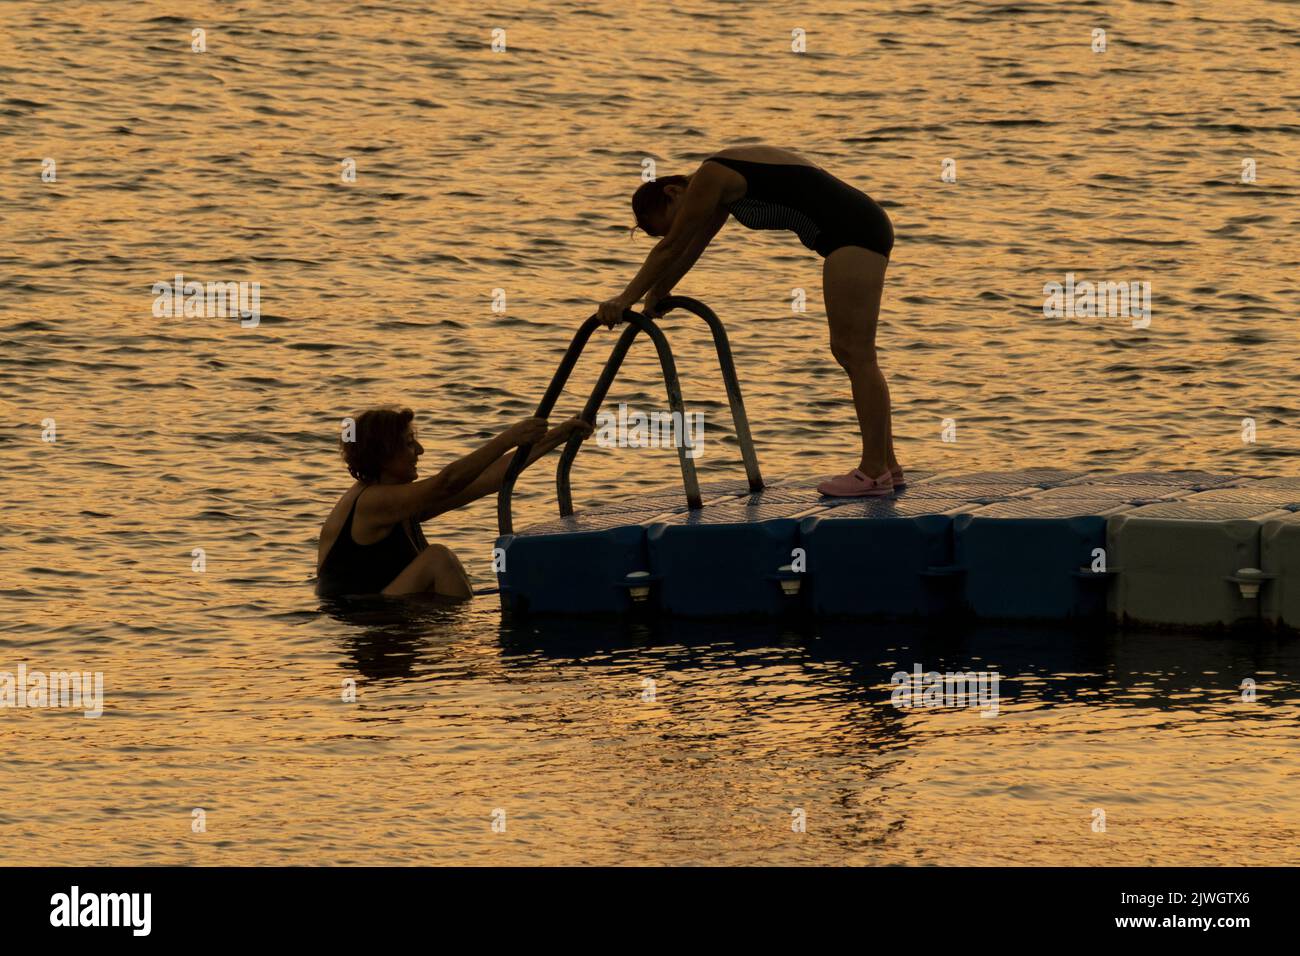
[597,164,730,326]
[364,417,548,526]
[417,417,593,521]
[643,206,730,312]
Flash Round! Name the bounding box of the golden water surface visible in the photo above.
[1,0,1298,864]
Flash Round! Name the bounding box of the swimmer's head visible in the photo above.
[340,405,424,484]
[630,174,691,239]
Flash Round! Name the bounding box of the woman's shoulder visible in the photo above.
[324,482,365,525]
[318,482,366,570]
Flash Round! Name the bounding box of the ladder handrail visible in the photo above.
[555,295,763,516]
[497,308,700,536]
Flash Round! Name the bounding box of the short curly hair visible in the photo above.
[340,405,414,482]
[630,174,690,237]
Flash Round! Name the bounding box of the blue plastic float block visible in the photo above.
[495,509,669,615]
[1260,513,1300,629]
[953,499,1134,620]
[799,497,972,617]
[1106,501,1292,628]
[646,502,817,616]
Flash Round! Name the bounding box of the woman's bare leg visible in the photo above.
[822,246,898,476]
[382,544,474,598]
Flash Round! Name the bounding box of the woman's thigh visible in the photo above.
[822,245,888,355]
[382,545,472,598]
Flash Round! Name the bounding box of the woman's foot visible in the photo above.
[890,465,906,489]
[817,468,895,498]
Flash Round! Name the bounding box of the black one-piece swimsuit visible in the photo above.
[705,155,894,260]
[317,487,424,597]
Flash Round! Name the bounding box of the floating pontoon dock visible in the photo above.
[494,298,1299,627]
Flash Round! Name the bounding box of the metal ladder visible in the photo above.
[497,296,764,535]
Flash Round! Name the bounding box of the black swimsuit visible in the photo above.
[705,156,894,259]
[316,487,425,597]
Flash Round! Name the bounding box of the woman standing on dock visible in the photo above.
[597,145,900,497]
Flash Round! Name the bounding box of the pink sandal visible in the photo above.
[817,468,896,498]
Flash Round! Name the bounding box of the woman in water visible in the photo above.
[596,145,901,497]
[316,406,592,598]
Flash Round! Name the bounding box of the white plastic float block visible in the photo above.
[1107,501,1292,627]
